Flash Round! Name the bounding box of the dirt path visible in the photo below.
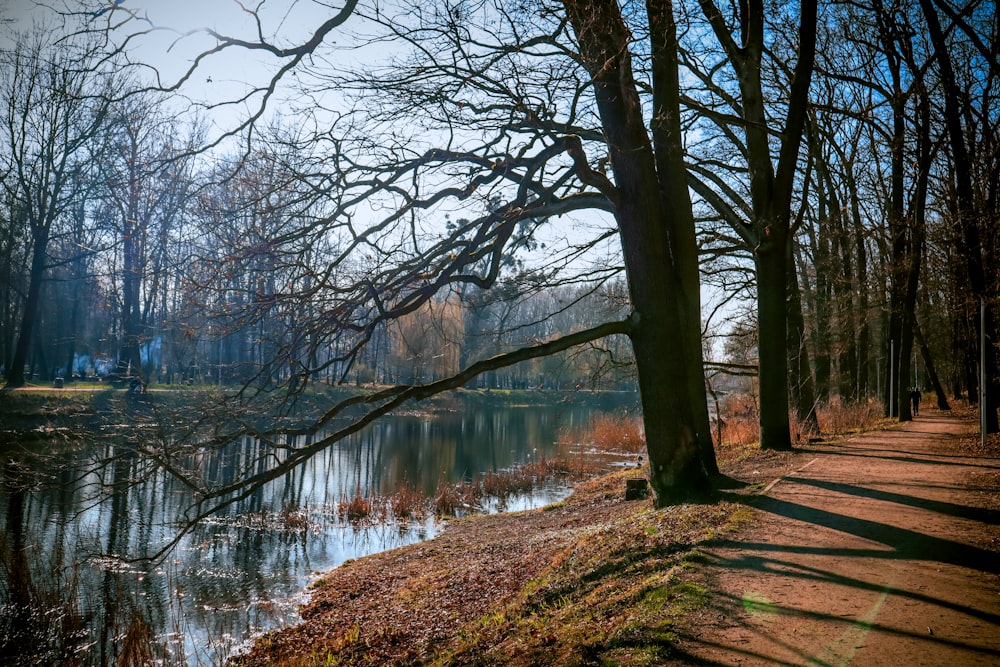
[672,410,1000,666]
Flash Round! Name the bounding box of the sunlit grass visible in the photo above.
[560,412,645,453]
[813,398,889,436]
[430,499,753,666]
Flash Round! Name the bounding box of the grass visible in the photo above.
[812,398,889,436]
[232,467,758,667]
[428,499,753,666]
[713,394,892,460]
[559,412,645,453]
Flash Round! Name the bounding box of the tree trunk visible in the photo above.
[698,0,817,450]
[119,180,144,379]
[919,0,999,432]
[879,5,907,419]
[4,233,48,388]
[914,320,950,410]
[849,173,872,398]
[756,223,794,450]
[787,244,820,436]
[563,0,710,502]
[812,183,832,401]
[647,0,718,476]
[834,208,859,401]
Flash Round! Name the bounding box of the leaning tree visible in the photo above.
[71,0,819,517]
[81,0,721,505]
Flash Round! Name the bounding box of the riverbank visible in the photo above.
[2,386,638,666]
[231,408,1000,666]
[229,434,800,666]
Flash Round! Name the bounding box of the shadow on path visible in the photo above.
[675,411,1000,666]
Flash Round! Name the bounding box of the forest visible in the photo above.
[0,0,997,504]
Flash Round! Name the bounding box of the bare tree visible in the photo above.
[93,92,198,382]
[76,0,724,504]
[919,0,1000,431]
[683,0,819,449]
[0,27,114,387]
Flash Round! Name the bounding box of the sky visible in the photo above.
[0,0,739,344]
[0,0,362,128]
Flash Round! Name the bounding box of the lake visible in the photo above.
[0,391,638,666]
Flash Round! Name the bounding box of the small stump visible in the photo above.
[53,377,64,388]
[625,478,649,501]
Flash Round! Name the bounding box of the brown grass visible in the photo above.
[713,394,889,455]
[433,473,472,517]
[813,399,888,436]
[562,413,645,453]
[115,616,154,667]
[389,482,426,522]
[338,487,372,523]
[588,413,645,451]
[279,504,310,530]
[426,444,608,519]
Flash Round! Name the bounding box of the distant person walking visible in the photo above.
[910,387,921,416]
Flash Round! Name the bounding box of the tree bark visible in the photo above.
[647,0,718,476]
[5,231,48,388]
[914,320,950,410]
[756,226,793,450]
[563,0,710,501]
[787,244,820,436]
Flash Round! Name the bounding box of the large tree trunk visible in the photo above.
[647,0,718,476]
[756,224,794,450]
[564,0,710,502]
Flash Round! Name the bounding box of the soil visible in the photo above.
[667,409,1000,666]
[233,409,1000,666]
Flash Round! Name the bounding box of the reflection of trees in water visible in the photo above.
[1,461,90,664]
[0,397,634,665]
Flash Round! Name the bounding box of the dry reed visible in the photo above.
[814,399,886,435]
[338,487,372,523]
[389,482,425,522]
[115,616,154,667]
[564,413,645,452]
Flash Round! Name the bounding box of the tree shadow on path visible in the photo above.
[671,412,1000,665]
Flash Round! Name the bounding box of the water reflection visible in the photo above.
[0,394,636,665]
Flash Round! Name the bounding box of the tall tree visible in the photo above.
[0,28,112,388]
[686,0,819,449]
[90,0,721,504]
[95,94,196,381]
[919,0,999,431]
[561,0,714,493]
